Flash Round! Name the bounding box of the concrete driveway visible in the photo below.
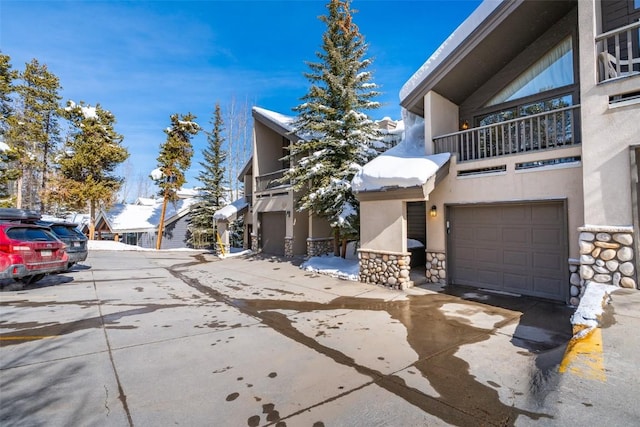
[0,250,574,426]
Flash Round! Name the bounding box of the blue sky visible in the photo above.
[1,0,481,191]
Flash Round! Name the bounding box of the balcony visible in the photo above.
[597,20,640,83]
[434,105,580,163]
[255,169,290,193]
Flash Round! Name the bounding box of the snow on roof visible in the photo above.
[135,197,157,206]
[213,197,248,221]
[352,111,450,192]
[103,197,197,232]
[252,106,295,132]
[399,0,500,103]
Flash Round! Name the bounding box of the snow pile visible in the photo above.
[571,282,612,337]
[352,111,450,192]
[301,255,359,281]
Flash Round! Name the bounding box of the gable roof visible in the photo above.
[400,0,576,115]
[97,197,197,233]
[252,106,296,136]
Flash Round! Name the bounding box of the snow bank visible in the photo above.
[571,282,612,337]
[301,255,359,281]
[89,240,155,251]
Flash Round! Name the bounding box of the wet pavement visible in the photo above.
[1,250,576,426]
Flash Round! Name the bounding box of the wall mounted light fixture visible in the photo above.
[429,205,437,218]
[461,120,469,131]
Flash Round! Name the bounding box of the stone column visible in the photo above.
[284,237,294,258]
[358,249,413,290]
[425,251,446,284]
[578,226,637,293]
[307,237,333,257]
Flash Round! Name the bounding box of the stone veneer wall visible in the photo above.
[358,249,413,290]
[251,234,258,253]
[307,238,333,257]
[284,237,294,258]
[578,226,637,296]
[425,251,446,284]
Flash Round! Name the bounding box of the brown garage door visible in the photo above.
[260,212,286,256]
[448,202,567,301]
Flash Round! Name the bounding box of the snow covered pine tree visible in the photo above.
[285,0,381,257]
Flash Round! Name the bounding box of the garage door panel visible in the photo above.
[504,273,530,291]
[476,248,500,263]
[449,202,566,301]
[260,212,286,256]
[475,226,499,242]
[533,277,563,296]
[503,250,529,268]
[502,205,530,223]
[532,228,563,246]
[476,269,500,284]
[532,204,563,223]
[533,252,562,270]
[503,227,530,244]
[456,226,475,241]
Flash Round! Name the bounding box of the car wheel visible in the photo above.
[18,274,45,285]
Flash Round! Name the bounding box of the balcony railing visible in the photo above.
[255,169,290,192]
[433,105,580,163]
[596,20,640,83]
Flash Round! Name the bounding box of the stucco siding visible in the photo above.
[427,147,584,259]
[360,199,406,252]
[578,0,640,226]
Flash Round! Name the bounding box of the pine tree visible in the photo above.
[5,59,63,211]
[154,113,199,249]
[0,53,20,206]
[0,53,16,126]
[285,0,380,257]
[49,101,129,239]
[189,104,227,249]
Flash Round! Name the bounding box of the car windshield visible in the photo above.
[6,227,59,242]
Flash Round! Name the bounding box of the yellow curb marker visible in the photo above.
[0,336,58,341]
[559,325,606,382]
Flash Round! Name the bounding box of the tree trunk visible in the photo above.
[341,239,348,259]
[89,201,96,241]
[333,228,340,257]
[156,187,169,250]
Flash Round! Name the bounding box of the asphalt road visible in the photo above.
[1,249,577,426]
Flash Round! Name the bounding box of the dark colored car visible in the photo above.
[37,220,88,269]
[0,222,69,284]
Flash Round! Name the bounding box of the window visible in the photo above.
[635,0,640,10]
[486,37,574,107]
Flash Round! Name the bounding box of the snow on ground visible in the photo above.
[571,282,612,336]
[301,255,359,281]
[88,240,199,252]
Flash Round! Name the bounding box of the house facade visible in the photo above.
[249,107,334,257]
[241,107,404,258]
[94,192,197,249]
[354,0,640,303]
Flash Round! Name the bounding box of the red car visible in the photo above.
[0,222,69,285]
